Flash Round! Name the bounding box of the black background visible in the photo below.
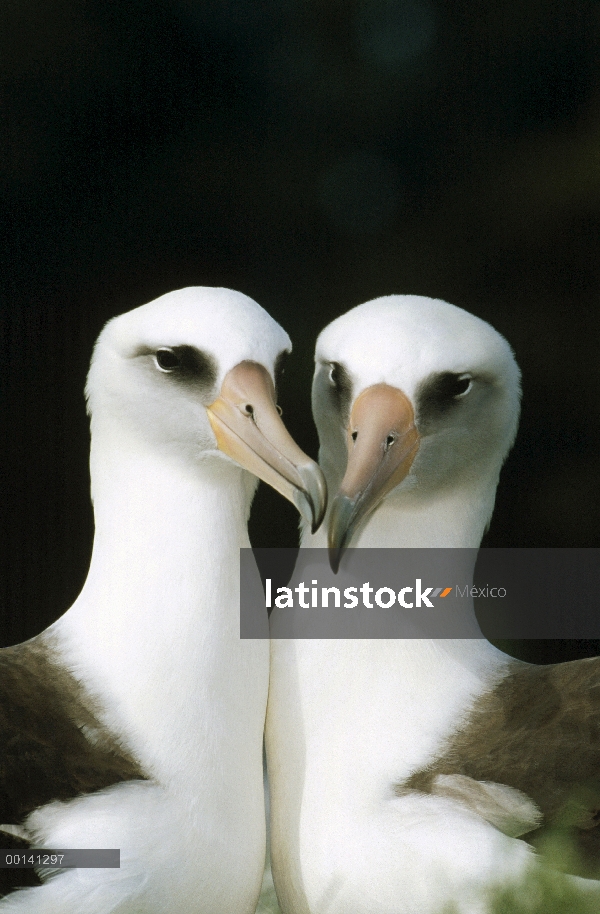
[0,1,598,661]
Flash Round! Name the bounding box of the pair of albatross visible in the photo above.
[266,296,600,914]
[0,287,326,913]
[2,288,598,914]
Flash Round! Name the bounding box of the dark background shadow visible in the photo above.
[0,0,598,661]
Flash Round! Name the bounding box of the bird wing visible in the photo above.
[0,637,147,828]
[0,637,149,897]
[401,657,600,874]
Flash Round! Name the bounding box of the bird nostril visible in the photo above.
[351,431,358,442]
[276,405,283,416]
[244,404,254,418]
[385,435,396,450]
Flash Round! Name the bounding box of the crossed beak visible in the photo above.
[328,384,420,572]
[207,361,327,533]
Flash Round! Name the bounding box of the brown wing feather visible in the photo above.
[402,657,600,873]
[0,638,147,827]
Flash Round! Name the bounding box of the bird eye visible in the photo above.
[155,348,181,371]
[453,375,472,397]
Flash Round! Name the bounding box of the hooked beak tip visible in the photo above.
[327,493,356,572]
[294,463,328,533]
[328,547,342,575]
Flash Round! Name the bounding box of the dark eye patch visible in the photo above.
[325,361,353,423]
[274,350,289,393]
[417,372,473,419]
[137,345,217,393]
[164,346,217,389]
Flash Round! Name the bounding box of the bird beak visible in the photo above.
[207,361,327,532]
[328,384,420,572]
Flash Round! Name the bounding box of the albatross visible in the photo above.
[267,295,600,914]
[0,286,326,913]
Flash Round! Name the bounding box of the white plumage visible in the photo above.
[267,295,600,914]
[0,287,325,913]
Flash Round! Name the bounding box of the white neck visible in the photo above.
[55,421,268,794]
[302,471,498,650]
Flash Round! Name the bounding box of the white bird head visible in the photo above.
[86,286,326,530]
[311,295,521,568]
